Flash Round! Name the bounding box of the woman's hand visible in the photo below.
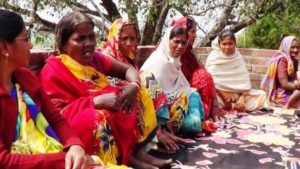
[210,104,224,121]
[65,145,88,169]
[223,97,232,110]
[93,93,121,111]
[293,80,300,89]
[234,95,245,112]
[118,83,139,112]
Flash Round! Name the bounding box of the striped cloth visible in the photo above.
[11,83,63,154]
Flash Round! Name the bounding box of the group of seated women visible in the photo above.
[0,9,299,169]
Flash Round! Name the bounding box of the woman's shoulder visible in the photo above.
[14,68,42,94]
[15,68,39,81]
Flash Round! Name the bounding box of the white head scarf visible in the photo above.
[141,26,196,97]
[205,37,252,92]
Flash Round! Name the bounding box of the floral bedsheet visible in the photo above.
[171,111,300,169]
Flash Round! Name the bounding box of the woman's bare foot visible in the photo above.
[135,149,172,168]
[129,156,159,169]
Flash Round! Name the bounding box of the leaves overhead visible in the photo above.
[0,0,296,47]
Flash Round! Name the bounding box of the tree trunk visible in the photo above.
[152,0,169,44]
[140,0,165,45]
[199,0,236,47]
[101,0,121,21]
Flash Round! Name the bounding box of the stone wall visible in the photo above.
[30,47,277,89]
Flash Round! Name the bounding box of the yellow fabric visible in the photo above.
[91,155,129,169]
[11,84,63,154]
[93,113,120,165]
[137,86,157,142]
[107,20,120,41]
[217,89,266,111]
[169,93,188,131]
[59,54,109,91]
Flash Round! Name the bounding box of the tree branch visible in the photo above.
[152,0,169,43]
[100,0,121,21]
[140,0,164,45]
[189,3,237,16]
[199,0,237,46]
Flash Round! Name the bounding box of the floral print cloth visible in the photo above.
[170,110,300,169]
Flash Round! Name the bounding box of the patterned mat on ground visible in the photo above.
[151,110,300,169]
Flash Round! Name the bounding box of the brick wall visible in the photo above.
[30,47,277,89]
[137,46,277,89]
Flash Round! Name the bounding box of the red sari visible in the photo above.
[181,45,215,118]
[40,54,137,165]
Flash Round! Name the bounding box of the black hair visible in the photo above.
[55,12,94,52]
[170,26,188,40]
[186,16,196,32]
[0,9,24,43]
[218,29,236,44]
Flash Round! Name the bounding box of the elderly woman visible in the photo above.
[261,36,300,108]
[40,12,169,169]
[0,9,89,169]
[170,16,220,121]
[206,30,266,112]
[141,26,207,138]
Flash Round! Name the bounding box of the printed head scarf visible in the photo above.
[102,18,140,64]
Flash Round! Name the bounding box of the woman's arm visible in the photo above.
[39,88,89,169]
[105,57,140,81]
[105,57,140,112]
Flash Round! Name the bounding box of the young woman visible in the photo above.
[261,36,300,108]
[0,9,89,169]
[170,16,220,121]
[141,26,206,138]
[206,30,266,112]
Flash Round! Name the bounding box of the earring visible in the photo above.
[4,52,9,64]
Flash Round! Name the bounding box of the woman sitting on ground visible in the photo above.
[102,17,173,169]
[0,9,89,169]
[206,30,266,112]
[170,16,220,121]
[261,36,300,108]
[40,12,170,169]
[141,26,207,139]
[101,18,195,154]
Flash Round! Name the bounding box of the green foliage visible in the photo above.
[239,0,300,49]
[118,0,140,20]
[31,31,55,49]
